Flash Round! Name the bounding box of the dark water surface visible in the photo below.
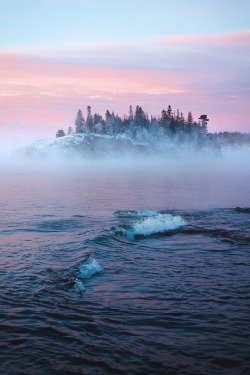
[0,156,250,375]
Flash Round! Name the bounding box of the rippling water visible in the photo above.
[0,155,250,375]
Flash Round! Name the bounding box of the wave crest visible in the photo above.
[78,257,103,279]
[116,213,186,240]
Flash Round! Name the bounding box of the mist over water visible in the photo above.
[2,147,250,211]
[0,148,250,374]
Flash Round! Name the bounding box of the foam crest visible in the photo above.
[78,257,103,279]
[123,214,186,239]
[114,210,158,218]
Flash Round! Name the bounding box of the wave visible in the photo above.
[74,256,103,293]
[114,210,158,218]
[115,213,186,240]
[78,256,103,279]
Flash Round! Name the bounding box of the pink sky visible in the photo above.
[0,29,249,147]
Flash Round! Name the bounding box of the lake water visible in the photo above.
[0,152,250,375]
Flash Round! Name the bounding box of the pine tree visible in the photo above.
[129,105,133,121]
[105,109,115,135]
[93,113,102,125]
[75,109,84,133]
[167,105,172,119]
[134,105,147,127]
[161,109,168,122]
[187,111,193,125]
[56,129,65,138]
[105,110,111,120]
[198,114,209,133]
[86,106,93,133]
[176,109,180,122]
[160,109,169,132]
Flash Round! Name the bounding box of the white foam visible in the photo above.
[125,214,186,239]
[78,257,103,279]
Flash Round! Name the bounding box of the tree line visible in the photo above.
[56,105,210,143]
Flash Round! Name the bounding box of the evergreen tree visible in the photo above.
[56,129,65,138]
[105,110,115,135]
[93,113,102,125]
[167,105,172,119]
[161,109,168,122]
[169,117,176,134]
[75,109,84,133]
[105,110,112,120]
[160,109,170,132]
[199,114,209,133]
[86,106,93,133]
[134,105,147,127]
[68,104,214,149]
[187,111,193,125]
[176,109,180,122]
[114,114,123,134]
[129,105,133,121]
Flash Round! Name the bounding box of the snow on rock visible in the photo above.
[14,134,149,159]
[13,132,220,160]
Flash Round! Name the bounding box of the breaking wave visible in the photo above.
[78,256,103,279]
[74,256,103,292]
[116,213,186,240]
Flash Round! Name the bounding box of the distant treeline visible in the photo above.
[208,132,250,148]
[56,105,250,148]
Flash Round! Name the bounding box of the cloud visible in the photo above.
[153,29,250,48]
[0,29,249,138]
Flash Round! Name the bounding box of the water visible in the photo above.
[0,154,250,375]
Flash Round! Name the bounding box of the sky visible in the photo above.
[0,0,249,147]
